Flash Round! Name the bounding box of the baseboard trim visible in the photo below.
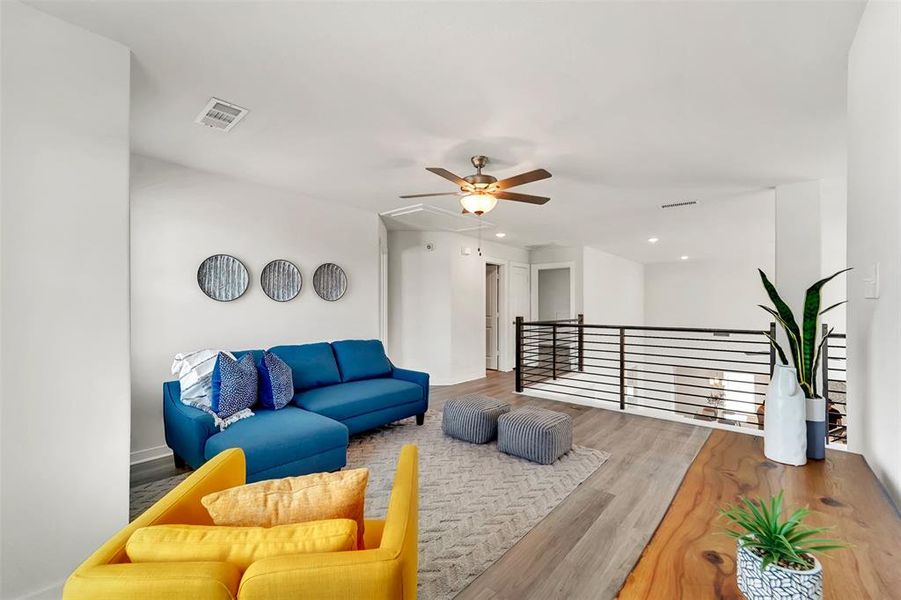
[131,444,172,466]
[22,579,64,600]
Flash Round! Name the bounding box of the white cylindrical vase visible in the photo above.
[764,365,807,466]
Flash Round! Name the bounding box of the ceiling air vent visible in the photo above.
[195,98,248,131]
[660,200,698,209]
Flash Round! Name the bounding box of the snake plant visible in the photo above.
[758,268,850,399]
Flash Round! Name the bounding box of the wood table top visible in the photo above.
[618,429,901,599]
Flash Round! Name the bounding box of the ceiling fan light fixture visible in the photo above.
[460,192,497,216]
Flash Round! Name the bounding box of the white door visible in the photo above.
[510,261,531,350]
[486,265,499,370]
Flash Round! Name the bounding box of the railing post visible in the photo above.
[552,323,558,380]
[515,316,523,393]
[822,323,830,443]
[577,313,584,372]
[619,327,626,410]
[768,321,777,376]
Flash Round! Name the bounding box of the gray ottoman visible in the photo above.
[497,407,573,464]
[442,394,511,444]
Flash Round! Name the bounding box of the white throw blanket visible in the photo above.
[171,349,253,430]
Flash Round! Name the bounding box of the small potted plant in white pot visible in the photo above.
[721,490,845,600]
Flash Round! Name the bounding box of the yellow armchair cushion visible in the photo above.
[126,519,357,570]
[202,467,369,548]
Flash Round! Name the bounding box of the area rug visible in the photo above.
[131,411,608,599]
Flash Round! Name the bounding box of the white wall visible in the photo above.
[1,2,131,596]
[583,246,644,326]
[644,257,774,329]
[820,178,849,334]
[846,0,901,507]
[388,230,528,384]
[130,156,380,461]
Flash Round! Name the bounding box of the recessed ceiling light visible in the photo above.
[680,255,689,260]
[495,232,506,238]
[648,237,659,244]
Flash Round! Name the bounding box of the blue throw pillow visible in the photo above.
[256,351,293,410]
[211,352,258,418]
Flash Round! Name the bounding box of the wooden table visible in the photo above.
[618,430,901,599]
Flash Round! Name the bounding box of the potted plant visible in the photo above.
[721,491,845,600]
[758,268,850,462]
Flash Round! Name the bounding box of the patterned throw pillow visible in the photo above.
[212,353,258,418]
[257,351,294,410]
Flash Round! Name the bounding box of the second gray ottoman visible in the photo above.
[497,407,573,464]
[442,394,511,444]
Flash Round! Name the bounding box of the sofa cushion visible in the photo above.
[125,520,357,570]
[332,340,392,382]
[269,343,341,391]
[204,406,347,476]
[294,378,422,422]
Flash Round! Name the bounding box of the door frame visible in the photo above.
[530,261,577,321]
[483,256,511,372]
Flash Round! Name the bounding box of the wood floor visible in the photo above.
[439,371,711,600]
[134,370,901,599]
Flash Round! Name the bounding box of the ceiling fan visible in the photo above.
[400,155,551,215]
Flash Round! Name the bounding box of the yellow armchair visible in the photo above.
[64,445,419,600]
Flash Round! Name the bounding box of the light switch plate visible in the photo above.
[461,247,472,256]
[863,262,880,299]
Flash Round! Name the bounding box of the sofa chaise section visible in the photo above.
[164,381,348,482]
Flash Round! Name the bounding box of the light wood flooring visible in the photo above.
[132,370,712,598]
[441,371,710,600]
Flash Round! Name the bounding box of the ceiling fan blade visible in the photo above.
[425,167,470,188]
[399,192,461,199]
[495,190,550,205]
[494,168,552,190]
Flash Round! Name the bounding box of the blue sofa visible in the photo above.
[163,339,428,482]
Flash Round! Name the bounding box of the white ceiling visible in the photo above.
[31,0,863,263]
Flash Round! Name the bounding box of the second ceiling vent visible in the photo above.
[195,98,249,132]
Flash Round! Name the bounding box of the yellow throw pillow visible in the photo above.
[126,519,357,570]
[202,468,369,548]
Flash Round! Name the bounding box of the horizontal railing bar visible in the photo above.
[521,381,622,403]
[621,342,772,355]
[617,358,771,375]
[520,370,767,398]
[624,401,762,424]
[624,333,770,345]
[622,350,771,366]
[625,394,763,417]
[521,322,770,335]
[522,377,765,413]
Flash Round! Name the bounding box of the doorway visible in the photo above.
[531,262,576,321]
[485,264,500,370]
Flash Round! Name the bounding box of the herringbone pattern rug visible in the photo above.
[131,409,608,599]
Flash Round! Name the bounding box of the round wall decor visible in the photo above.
[197,254,249,302]
[261,259,302,302]
[313,263,348,301]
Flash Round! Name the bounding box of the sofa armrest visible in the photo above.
[391,368,429,408]
[238,549,403,600]
[63,562,241,600]
[163,381,218,468]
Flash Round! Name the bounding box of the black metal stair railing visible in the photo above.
[514,316,848,445]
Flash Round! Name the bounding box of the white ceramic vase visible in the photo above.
[764,365,807,466]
